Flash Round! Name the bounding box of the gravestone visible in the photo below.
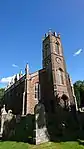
[3,109,15,138]
[34,103,49,144]
[0,105,15,138]
[0,105,7,137]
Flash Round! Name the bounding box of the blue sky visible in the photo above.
[0,0,84,88]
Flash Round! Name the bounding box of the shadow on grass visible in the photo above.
[77,139,84,145]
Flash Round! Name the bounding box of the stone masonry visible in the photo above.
[4,30,76,115]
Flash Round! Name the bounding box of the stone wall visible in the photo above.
[0,105,34,142]
[27,72,39,114]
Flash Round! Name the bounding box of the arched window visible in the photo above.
[55,42,60,54]
[57,69,64,85]
[61,94,69,110]
[35,83,39,100]
[35,83,41,100]
[45,44,49,57]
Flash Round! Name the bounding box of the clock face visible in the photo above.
[56,57,61,64]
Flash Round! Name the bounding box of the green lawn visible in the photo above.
[0,141,84,149]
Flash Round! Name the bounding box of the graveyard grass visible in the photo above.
[0,141,84,149]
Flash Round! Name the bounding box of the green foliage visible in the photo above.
[0,88,5,107]
[0,88,5,100]
[74,81,84,108]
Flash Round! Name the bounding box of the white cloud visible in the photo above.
[12,64,18,68]
[0,75,15,84]
[73,49,83,56]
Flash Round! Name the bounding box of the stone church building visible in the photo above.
[4,31,76,115]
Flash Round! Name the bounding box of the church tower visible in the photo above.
[42,30,74,107]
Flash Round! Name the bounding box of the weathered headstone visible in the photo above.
[0,105,7,137]
[34,103,49,144]
[3,109,14,138]
[0,106,15,138]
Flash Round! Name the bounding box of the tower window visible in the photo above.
[54,84,57,96]
[45,44,49,57]
[55,42,59,54]
[57,69,64,85]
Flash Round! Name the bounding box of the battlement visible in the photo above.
[43,29,61,41]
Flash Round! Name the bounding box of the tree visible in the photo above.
[0,88,5,99]
[0,88,5,108]
[74,81,84,108]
